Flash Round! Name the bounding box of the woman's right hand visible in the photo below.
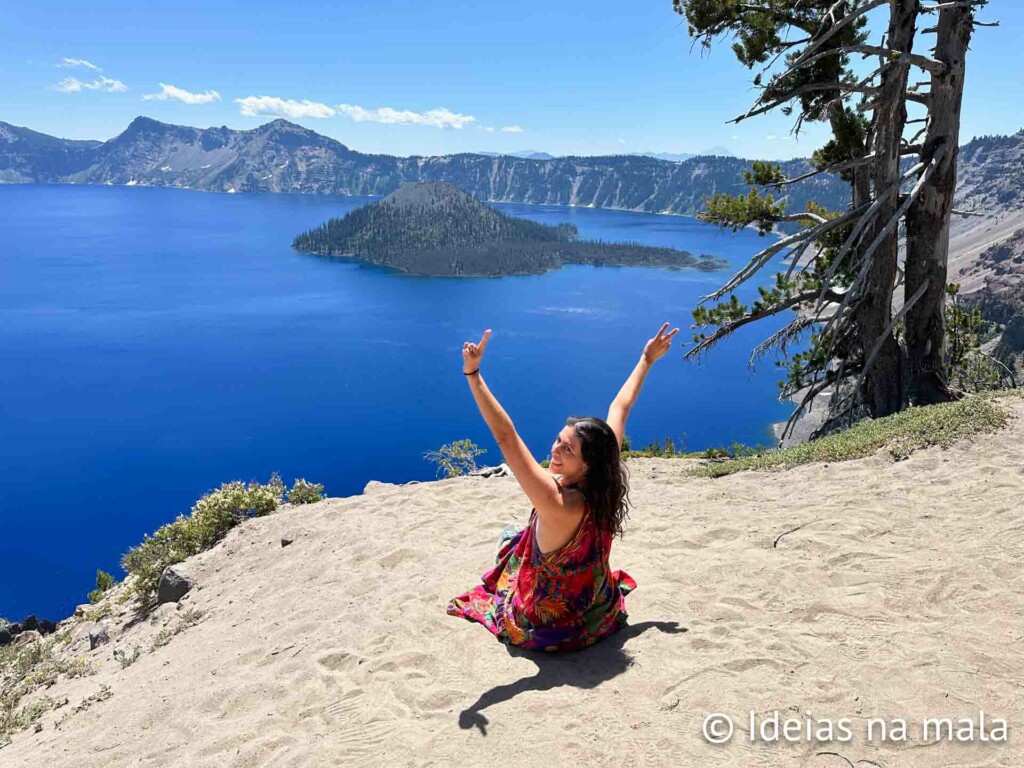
[463,329,492,374]
[642,322,680,364]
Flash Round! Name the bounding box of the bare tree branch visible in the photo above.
[780,364,859,442]
[704,206,867,302]
[750,315,815,367]
[784,238,819,281]
[978,351,1018,388]
[814,161,926,311]
[733,82,882,123]
[852,45,948,74]
[787,0,888,71]
[778,211,830,225]
[906,124,929,144]
[766,153,876,188]
[921,1,983,12]
[687,289,844,362]
[775,42,942,90]
[820,146,948,360]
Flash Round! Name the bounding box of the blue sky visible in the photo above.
[2,0,1019,159]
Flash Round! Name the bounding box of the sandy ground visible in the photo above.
[4,398,1024,767]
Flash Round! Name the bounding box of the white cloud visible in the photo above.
[731,134,739,139]
[617,138,627,144]
[500,125,524,133]
[59,57,101,72]
[336,104,475,129]
[55,76,128,93]
[235,95,336,119]
[484,126,497,133]
[233,95,480,129]
[143,83,221,105]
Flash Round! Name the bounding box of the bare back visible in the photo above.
[534,482,587,555]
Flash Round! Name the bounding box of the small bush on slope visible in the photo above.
[286,479,325,504]
[424,439,487,478]
[120,474,287,607]
[1,635,94,748]
[86,569,116,604]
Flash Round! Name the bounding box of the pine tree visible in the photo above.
[673,0,995,438]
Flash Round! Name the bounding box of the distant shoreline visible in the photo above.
[0,180,787,238]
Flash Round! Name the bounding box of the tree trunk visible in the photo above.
[857,0,918,417]
[903,4,976,404]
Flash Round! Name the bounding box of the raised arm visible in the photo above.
[462,330,564,517]
[606,322,680,449]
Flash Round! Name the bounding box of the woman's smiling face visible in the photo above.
[549,425,587,484]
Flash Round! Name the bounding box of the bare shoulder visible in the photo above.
[554,480,588,516]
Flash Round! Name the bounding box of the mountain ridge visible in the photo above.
[0,116,848,215]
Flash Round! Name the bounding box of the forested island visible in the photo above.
[291,181,727,277]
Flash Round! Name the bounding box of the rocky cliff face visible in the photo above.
[947,131,1024,288]
[4,118,1020,224]
[0,122,100,183]
[0,116,847,216]
[962,227,1024,364]
[953,130,1024,213]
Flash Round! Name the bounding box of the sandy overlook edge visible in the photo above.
[3,397,1023,767]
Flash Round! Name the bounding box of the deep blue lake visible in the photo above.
[0,184,794,621]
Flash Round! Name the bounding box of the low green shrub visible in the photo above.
[87,569,116,604]
[113,647,141,669]
[82,604,111,623]
[621,435,705,459]
[178,607,203,628]
[423,439,487,478]
[287,478,325,504]
[152,629,174,649]
[690,391,1015,478]
[1,636,96,746]
[121,474,286,607]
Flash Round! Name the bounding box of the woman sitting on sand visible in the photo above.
[447,322,679,652]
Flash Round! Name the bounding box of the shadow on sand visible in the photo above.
[458,620,687,734]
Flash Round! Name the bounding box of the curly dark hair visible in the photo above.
[561,415,631,538]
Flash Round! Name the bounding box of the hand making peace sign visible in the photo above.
[642,322,680,364]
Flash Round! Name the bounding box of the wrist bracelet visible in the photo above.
[463,368,480,376]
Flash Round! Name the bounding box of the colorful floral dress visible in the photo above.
[447,503,636,652]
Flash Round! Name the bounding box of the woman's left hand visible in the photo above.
[642,322,680,364]
[463,329,492,374]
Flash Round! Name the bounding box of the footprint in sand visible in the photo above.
[376,548,423,570]
[313,688,399,758]
[316,648,368,674]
